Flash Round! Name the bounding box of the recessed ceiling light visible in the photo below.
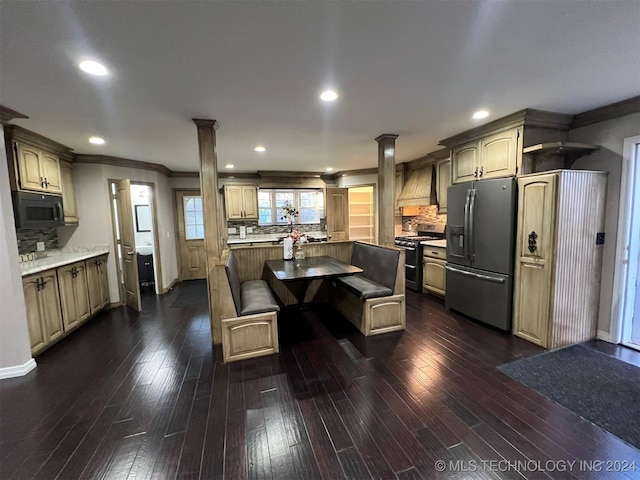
[254,146,266,152]
[325,167,334,172]
[89,136,105,145]
[225,164,234,169]
[79,60,108,76]
[320,90,338,102]
[472,110,490,119]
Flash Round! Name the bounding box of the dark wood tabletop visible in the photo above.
[265,255,362,282]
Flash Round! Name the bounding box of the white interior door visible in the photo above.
[116,179,141,311]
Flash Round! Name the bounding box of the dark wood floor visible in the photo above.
[2,287,640,480]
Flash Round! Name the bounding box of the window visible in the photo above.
[258,189,324,226]
[183,196,204,239]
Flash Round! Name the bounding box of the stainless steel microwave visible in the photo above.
[12,191,64,229]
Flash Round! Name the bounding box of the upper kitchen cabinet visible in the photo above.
[224,185,258,220]
[449,127,521,184]
[13,142,62,194]
[4,125,76,196]
[394,164,405,215]
[59,161,79,224]
[440,109,583,183]
[433,149,451,214]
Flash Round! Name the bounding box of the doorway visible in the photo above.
[614,136,640,350]
[109,179,162,312]
[174,189,207,280]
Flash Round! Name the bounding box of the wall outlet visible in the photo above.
[36,242,45,251]
[228,227,237,234]
[246,227,253,234]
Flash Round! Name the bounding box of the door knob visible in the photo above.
[127,251,135,256]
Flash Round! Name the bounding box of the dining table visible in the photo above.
[265,255,363,306]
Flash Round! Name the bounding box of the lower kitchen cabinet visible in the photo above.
[423,246,447,296]
[22,270,64,355]
[58,261,91,331]
[87,255,110,313]
[22,254,110,356]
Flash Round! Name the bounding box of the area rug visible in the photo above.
[498,344,640,449]
[170,279,208,308]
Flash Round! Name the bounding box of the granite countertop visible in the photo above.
[420,239,447,248]
[227,231,328,245]
[21,246,110,277]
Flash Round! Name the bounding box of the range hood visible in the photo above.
[397,164,436,207]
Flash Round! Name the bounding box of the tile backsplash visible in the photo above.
[16,228,59,255]
[401,206,447,231]
[227,219,326,235]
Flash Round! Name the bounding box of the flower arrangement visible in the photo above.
[281,203,299,232]
[290,229,307,245]
[280,203,299,223]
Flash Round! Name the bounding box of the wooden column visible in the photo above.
[376,134,398,247]
[193,118,223,344]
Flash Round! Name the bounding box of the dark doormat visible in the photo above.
[170,279,208,308]
[498,344,640,450]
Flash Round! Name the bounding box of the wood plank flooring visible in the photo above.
[2,287,640,480]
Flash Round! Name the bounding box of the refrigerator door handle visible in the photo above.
[468,188,477,261]
[463,189,471,259]
[445,265,506,284]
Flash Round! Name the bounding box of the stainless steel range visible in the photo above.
[395,223,446,292]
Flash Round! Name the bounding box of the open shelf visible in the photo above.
[348,186,375,244]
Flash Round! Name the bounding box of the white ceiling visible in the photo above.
[1,1,639,173]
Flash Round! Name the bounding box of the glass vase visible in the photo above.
[294,243,305,260]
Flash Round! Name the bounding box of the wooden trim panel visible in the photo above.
[571,95,640,129]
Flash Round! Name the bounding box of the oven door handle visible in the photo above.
[396,245,416,252]
[405,264,417,269]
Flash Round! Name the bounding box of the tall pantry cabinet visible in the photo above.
[512,170,607,349]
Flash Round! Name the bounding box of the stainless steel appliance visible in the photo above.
[446,177,517,330]
[12,191,64,229]
[395,223,446,292]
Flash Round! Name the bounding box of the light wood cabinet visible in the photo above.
[14,142,62,194]
[452,142,478,184]
[58,261,91,332]
[394,168,404,215]
[22,270,64,355]
[423,246,447,296]
[59,162,79,224]
[224,185,258,220]
[326,188,349,241]
[451,128,521,184]
[436,157,451,213]
[87,255,110,313]
[513,170,607,349]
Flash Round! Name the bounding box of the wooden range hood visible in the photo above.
[397,164,436,207]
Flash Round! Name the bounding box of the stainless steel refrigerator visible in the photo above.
[446,177,517,330]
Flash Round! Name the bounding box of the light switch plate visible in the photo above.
[228,227,237,234]
[246,227,253,233]
[37,242,45,251]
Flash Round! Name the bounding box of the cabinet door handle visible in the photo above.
[528,231,538,253]
[479,166,484,178]
[40,177,46,188]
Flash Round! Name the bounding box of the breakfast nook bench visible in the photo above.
[331,242,406,336]
[221,250,280,363]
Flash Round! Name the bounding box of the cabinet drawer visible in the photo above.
[423,246,446,259]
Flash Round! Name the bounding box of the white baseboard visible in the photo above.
[0,358,37,380]
[596,330,616,343]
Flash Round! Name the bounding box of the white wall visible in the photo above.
[0,125,35,375]
[569,112,640,338]
[58,164,178,302]
[169,176,200,190]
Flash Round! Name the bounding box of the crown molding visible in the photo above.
[439,108,573,147]
[0,105,28,125]
[168,171,199,178]
[75,154,173,176]
[571,95,640,129]
[4,124,75,161]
